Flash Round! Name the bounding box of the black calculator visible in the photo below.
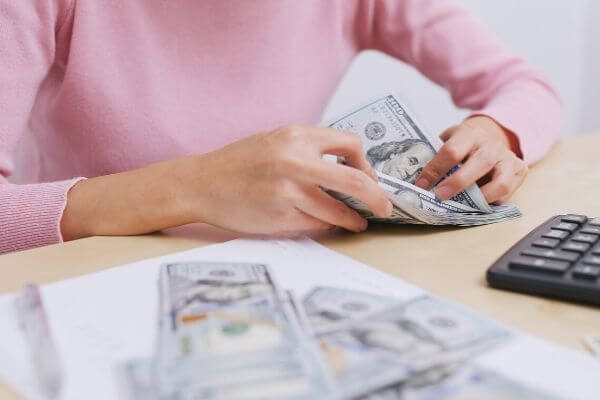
[487,215,600,305]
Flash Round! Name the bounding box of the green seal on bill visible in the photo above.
[222,322,249,336]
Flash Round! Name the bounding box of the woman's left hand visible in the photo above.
[414,116,528,204]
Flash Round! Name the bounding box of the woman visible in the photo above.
[0,1,561,254]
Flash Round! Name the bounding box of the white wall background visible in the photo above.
[323,0,599,138]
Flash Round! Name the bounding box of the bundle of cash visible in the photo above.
[327,94,521,226]
[302,287,510,399]
[119,262,335,400]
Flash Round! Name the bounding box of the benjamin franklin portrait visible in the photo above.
[366,139,435,183]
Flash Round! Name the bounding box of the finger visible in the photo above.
[414,130,475,190]
[301,160,392,218]
[434,147,499,201]
[306,127,378,181]
[277,208,334,235]
[439,125,459,142]
[480,158,528,203]
[296,186,368,232]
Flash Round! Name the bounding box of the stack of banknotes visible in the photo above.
[327,94,521,226]
[117,262,560,399]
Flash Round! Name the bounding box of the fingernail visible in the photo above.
[415,177,430,190]
[359,219,368,231]
[435,185,453,201]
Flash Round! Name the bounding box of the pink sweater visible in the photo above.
[0,1,562,254]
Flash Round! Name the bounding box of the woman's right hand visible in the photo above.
[61,126,393,240]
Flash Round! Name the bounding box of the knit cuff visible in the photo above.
[0,177,86,254]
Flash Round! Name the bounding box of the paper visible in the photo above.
[0,237,599,399]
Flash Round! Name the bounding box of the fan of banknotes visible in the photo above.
[326,94,522,226]
[117,262,561,400]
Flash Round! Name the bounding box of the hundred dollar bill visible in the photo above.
[119,287,334,399]
[327,94,521,226]
[153,262,336,399]
[157,262,303,361]
[156,261,303,364]
[303,288,510,398]
[358,363,565,400]
[313,294,511,364]
[361,296,511,360]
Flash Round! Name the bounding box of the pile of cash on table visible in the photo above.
[118,262,560,399]
[327,94,521,226]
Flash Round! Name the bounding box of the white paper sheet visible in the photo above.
[0,238,598,399]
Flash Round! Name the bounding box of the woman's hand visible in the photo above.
[181,125,392,235]
[414,116,528,204]
[61,126,392,240]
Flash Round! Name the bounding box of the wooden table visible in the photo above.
[1,134,600,399]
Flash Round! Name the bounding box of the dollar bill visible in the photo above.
[303,288,511,398]
[157,262,303,361]
[357,363,565,400]
[327,94,521,226]
[150,262,336,399]
[156,261,305,375]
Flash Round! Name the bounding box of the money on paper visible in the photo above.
[117,267,560,400]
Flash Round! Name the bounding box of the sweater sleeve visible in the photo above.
[357,0,563,164]
[0,0,84,254]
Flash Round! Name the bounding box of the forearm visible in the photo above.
[60,159,196,241]
[366,0,562,163]
[61,125,392,242]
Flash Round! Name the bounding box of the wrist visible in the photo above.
[61,161,195,241]
[164,155,210,224]
[60,179,92,241]
[170,152,224,226]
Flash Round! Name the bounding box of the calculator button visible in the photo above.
[572,265,600,279]
[509,256,570,274]
[561,241,591,253]
[582,256,600,266]
[591,245,600,256]
[580,225,600,235]
[570,233,599,244]
[532,238,560,249]
[588,217,600,226]
[552,222,578,232]
[542,230,569,240]
[521,248,579,262]
[561,214,587,224]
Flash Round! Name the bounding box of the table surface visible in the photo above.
[2,133,600,399]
